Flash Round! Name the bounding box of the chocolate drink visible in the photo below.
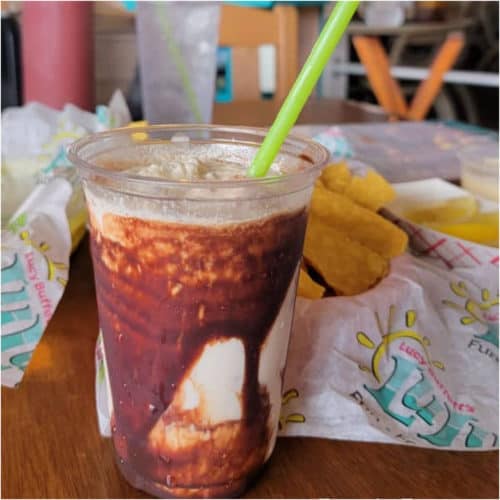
[88,204,307,498]
[69,126,328,498]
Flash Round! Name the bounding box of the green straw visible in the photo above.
[247,1,359,178]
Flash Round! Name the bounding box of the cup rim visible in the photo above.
[67,124,330,190]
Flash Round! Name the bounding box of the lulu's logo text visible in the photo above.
[364,354,497,448]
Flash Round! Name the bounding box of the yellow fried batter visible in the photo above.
[321,163,395,212]
[297,268,325,299]
[304,215,389,296]
[310,183,408,259]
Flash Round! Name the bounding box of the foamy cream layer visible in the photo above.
[84,144,313,225]
[128,159,246,181]
[96,143,290,181]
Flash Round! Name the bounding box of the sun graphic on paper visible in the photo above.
[356,306,445,383]
[443,281,499,348]
[20,230,68,287]
[279,388,305,430]
[444,281,499,324]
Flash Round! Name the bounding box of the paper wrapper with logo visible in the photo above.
[94,215,498,450]
[1,93,131,387]
[1,179,72,387]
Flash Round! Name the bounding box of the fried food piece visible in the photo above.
[321,163,396,211]
[310,183,408,259]
[297,268,325,299]
[344,170,396,211]
[303,215,389,296]
[320,162,352,193]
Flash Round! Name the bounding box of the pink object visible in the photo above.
[21,1,94,110]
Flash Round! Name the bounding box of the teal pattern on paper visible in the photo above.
[418,403,477,447]
[364,355,497,449]
[314,128,353,159]
[1,254,43,372]
[364,356,417,427]
[475,323,499,349]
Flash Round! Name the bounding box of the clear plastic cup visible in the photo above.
[68,125,328,498]
[458,141,499,203]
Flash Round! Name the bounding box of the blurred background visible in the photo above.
[2,0,499,128]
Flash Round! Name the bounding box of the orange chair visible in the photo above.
[353,32,465,120]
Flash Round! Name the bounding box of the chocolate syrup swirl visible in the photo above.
[89,206,307,496]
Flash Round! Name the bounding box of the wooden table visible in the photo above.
[347,19,475,37]
[2,101,497,498]
[213,98,387,127]
[2,239,498,499]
